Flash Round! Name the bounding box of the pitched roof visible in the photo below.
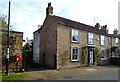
[51,15,112,36]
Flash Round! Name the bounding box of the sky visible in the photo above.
[0,0,120,41]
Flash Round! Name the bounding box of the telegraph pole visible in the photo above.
[6,0,11,76]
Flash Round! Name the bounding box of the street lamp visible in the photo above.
[6,0,11,76]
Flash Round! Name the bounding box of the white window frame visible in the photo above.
[100,35,105,46]
[101,50,107,60]
[71,29,79,43]
[88,33,94,44]
[71,47,80,61]
[115,38,118,46]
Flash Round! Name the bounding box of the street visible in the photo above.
[27,65,119,80]
[55,70,118,80]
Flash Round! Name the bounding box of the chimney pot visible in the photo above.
[104,25,107,28]
[48,2,51,6]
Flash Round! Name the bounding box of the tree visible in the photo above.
[0,14,7,30]
[22,37,33,68]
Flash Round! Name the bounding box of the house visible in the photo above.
[33,28,40,63]
[33,3,120,69]
[0,17,23,72]
[110,30,120,57]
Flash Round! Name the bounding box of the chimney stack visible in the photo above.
[106,27,109,34]
[113,29,118,35]
[95,23,100,29]
[101,25,107,32]
[46,2,53,17]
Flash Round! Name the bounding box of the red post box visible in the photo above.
[16,54,22,62]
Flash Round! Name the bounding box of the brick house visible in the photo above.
[33,3,120,69]
[0,17,23,72]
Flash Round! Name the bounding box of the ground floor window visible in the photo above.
[101,50,107,60]
[112,48,120,57]
[71,47,80,61]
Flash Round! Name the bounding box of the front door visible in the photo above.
[89,49,94,65]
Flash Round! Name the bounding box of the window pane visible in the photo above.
[101,35,105,45]
[72,48,79,61]
[73,36,78,41]
[101,35,104,40]
[74,55,77,60]
[72,55,75,59]
[88,33,94,44]
[72,30,78,36]
[101,40,104,45]
[76,48,78,54]
[89,38,94,44]
[73,48,75,54]
[115,38,118,46]
[89,33,93,38]
[72,29,79,42]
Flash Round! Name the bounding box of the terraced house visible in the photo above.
[33,3,120,69]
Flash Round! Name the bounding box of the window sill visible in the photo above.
[71,60,79,62]
[100,45,105,47]
[71,41,80,44]
[88,43,94,45]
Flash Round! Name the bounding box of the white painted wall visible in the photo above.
[33,31,40,63]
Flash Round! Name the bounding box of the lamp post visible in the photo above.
[6,0,11,76]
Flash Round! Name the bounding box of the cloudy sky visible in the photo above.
[0,0,119,40]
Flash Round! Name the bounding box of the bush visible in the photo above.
[110,57,120,66]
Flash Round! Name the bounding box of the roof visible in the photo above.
[52,15,112,36]
[33,28,41,34]
[34,15,120,38]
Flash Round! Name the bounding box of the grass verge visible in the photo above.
[1,72,28,82]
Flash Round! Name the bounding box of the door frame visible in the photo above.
[88,47,95,65]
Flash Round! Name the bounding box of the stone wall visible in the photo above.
[40,16,58,68]
[56,24,112,69]
[39,16,120,69]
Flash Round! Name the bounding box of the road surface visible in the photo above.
[55,70,119,80]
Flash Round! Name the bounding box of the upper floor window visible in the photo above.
[71,47,80,61]
[100,35,105,45]
[72,29,79,43]
[88,33,94,44]
[115,38,118,46]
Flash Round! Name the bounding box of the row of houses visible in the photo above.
[33,3,120,69]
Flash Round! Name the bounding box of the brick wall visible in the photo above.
[1,31,23,72]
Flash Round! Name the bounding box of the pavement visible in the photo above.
[27,65,119,80]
